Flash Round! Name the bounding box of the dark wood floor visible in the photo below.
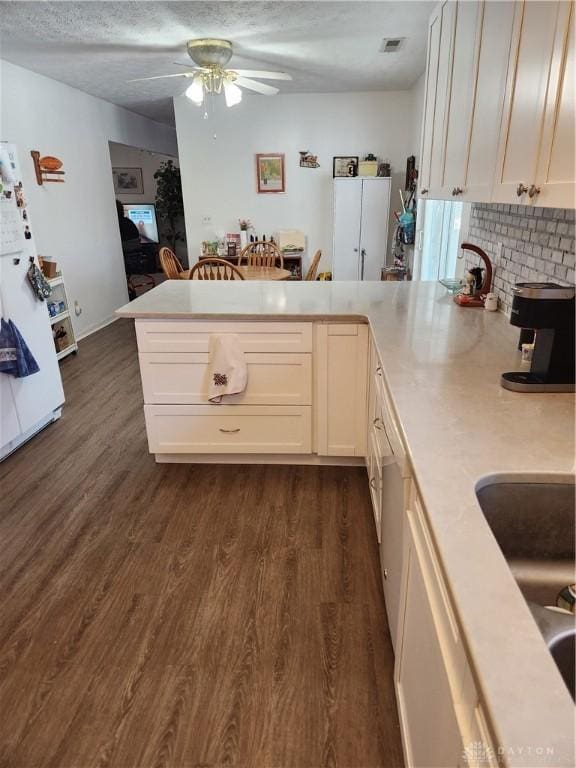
[0,320,403,768]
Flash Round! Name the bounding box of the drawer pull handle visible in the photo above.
[219,428,240,433]
[516,183,529,197]
[376,365,383,377]
[373,417,384,430]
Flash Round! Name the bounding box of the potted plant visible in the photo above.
[154,160,185,253]
[238,218,252,249]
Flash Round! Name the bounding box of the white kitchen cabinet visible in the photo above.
[419,3,446,196]
[436,1,483,199]
[332,178,391,280]
[420,0,574,208]
[534,1,575,208]
[492,1,569,204]
[144,404,312,454]
[463,1,517,202]
[139,352,312,406]
[425,1,457,197]
[395,491,496,768]
[395,518,464,768]
[315,323,368,456]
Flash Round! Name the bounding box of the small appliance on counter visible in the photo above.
[454,243,493,307]
[501,282,575,393]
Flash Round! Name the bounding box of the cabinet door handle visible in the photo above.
[376,365,383,377]
[452,187,463,196]
[516,183,529,197]
[528,184,541,198]
[360,248,366,280]
[420,188,428,195]
[219,428,240,433]
[373,417,384,430]
[383,567,388,580]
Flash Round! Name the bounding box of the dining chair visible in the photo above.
[159,247,184,279]
[305,249,322,281]
[239,241,284,269]
[189,258,245,280]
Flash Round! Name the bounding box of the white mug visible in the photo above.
[484,293,498,311]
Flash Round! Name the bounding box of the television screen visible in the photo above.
[123,203,159,243]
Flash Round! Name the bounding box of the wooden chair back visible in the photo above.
[239,241,284,269]
[189,258,245,281]
[159,247,183,279]
[305,249,322,281]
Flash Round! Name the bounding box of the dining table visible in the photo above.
[179,265,292,281]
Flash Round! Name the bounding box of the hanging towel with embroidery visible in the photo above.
[0,318,40,377]
[208,334,248,403]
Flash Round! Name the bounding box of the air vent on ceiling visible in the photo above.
[379,37,405,53]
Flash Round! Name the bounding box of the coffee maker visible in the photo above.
[501,283,575,392]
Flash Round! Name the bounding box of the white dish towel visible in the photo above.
[208,334,248,403]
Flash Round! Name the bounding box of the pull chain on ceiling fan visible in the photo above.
[129,38,292,109]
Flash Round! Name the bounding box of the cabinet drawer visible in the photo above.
[144,405,312,454]
[136,320,313,354]
[139,353,312,405]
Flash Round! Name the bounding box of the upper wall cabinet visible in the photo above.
[493,1,575,208]
[419,0,576,209]
[534,2,575,209]
[419,1,453,197]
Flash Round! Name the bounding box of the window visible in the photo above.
[416,200,469,281]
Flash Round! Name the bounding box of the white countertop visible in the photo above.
[117,280,575,765]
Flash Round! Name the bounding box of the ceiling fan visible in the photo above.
[129,38,292,108]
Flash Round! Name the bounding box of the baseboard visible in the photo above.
[155,453,367,466]
[75,314,118,342]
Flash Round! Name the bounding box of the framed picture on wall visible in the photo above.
[112,167,144,194]
[256,154,285,193]
[333,156,358,178]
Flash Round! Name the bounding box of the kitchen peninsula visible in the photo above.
[117,280,575,767]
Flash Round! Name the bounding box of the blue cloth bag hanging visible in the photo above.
[0,318,40,377]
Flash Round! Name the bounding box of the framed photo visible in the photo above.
[256,153,285,193]
[112,167,144,194]
[333,156,358,178]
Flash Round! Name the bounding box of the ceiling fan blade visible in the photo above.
[231,70,292,81]
[235,77,280,95]
[127,73,193,83]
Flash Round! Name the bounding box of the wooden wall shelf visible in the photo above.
[31,151,65,185]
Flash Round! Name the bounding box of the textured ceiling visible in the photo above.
[0,1,432,126]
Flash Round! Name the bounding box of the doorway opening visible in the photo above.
[108,142,187,299]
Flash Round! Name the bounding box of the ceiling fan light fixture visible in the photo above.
[185,76,204,106]
[224,81,242,108]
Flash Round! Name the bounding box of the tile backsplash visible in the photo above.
[465,203,575,315]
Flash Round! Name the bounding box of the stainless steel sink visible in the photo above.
[475,475,575,605]
[475,474,575,699]
[529,603,575,700]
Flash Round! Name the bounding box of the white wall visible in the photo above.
[174,91,414,271]
[0,60,177,337]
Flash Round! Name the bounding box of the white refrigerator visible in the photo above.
[0,143,64,460]
[332,177,391,280]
